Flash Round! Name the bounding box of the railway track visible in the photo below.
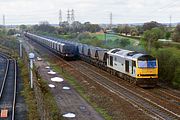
[147,88,180,106]
[159,88,180,98]
[78,61,180,108]
[69,61,180,120]
[27,37,180,120]
[0,53,17,120]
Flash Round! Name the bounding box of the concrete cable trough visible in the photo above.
[62,87,70,90]
[62,113,76,118]
[51,77,64,82]
[48,84,55,88]
[47,70,56,75]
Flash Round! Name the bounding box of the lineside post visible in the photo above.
[29,53,35,89]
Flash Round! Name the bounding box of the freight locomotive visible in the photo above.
[25,32,158,87]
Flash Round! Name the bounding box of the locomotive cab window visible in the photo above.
[138,55,157,68]
[132,61,136,67]
[132,61,136,74]
[138,60,156,68]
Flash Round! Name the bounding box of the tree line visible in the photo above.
[23,21,101,35]
[113,21,180,42]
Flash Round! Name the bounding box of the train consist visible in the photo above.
[25,32,158,87]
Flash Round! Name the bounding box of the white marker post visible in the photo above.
[29,53,35,89]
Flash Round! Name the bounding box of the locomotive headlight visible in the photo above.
[66,54,68,56]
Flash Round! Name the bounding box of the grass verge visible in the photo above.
[18,57,40,120]
[35,68,61,120]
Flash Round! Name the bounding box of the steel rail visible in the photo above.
[0,53,17,120]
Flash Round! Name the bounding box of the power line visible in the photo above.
[150,1,180,13]
[158,1,179,10]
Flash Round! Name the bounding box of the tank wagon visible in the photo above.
[25,32,78,59]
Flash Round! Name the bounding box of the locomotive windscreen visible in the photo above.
[138,60,156,68]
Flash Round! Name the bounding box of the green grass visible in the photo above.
[36,76,61,120]
[92,34,105,40]
[92,33,120,41]
[49,61,113,120]
[90,33,139,49]
[18,57,40,120]
[92,33,138,42]
[19,51,60,120]
[118,33,141,40]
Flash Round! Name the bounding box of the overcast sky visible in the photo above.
[0,0,179,25]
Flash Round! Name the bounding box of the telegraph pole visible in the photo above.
[59,9,62,26]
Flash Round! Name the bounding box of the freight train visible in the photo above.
[25,32,158,87]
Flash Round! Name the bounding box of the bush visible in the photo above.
[172,24,180,42]
[77,32,93,41]
[165,32,171,40]
[173,68,180,88]
[7,29,16,35]
[154,48,180,88]
[112,38,130,48]
[120,38,130,47]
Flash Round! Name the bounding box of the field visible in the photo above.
[79,33,143,52]
[92,33,138,42]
